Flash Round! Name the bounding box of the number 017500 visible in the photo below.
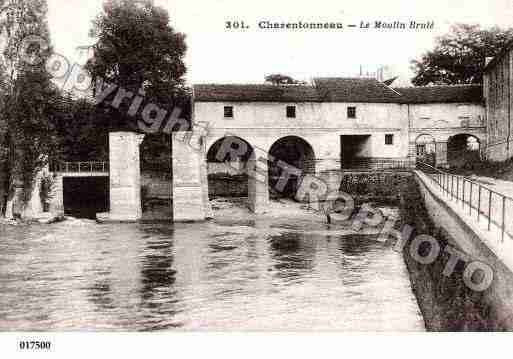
[19,341,52,350]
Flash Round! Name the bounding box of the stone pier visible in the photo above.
[172,131,210,221]
[99,132,145,222]
[247,148,269,214]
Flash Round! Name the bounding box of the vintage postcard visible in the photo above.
[0,0,512,357]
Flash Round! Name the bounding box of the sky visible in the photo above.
[47,0,513,86]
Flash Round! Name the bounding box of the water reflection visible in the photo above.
[88,279,114,311]
[0,218,424,331]
[140,240,176,306]
[269,233,316,282]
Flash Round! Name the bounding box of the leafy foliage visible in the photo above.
[6,69,61,202]
[265,74,304,85]
[54,97,109,161]
[411,24,513,85]
[85,0,189,131]
[0,0,61,210]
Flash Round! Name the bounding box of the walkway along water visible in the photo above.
[405,165,513,330]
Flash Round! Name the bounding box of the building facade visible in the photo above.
[41,78,487,222]
[398,85,485,166]
[484,42,513,161]
[195,78,485,173]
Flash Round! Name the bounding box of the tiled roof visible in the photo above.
[314,77,402,103]
[393,85,483,104]
[194,79,483,104]
[194,84,321,102]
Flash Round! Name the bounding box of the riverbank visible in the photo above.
[210,196,400,237]
[398,176,499,331]
[0,212,65,226]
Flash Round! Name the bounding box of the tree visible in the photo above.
[411,24,513,86]
[265,73,304,85]
[84,0,191,176]
[0,0,61,217]
[85,0,189,132]
[54,97,109,162]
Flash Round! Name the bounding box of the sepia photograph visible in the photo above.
[1,0,513,356]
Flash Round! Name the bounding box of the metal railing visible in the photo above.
[51,161,109,173]
[416,161,513,242]
[338,158,416,171]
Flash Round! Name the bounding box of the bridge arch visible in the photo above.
[207,135,253,198]
[268,136,316,198]
[206,136,269,213]
[447,133,481,168]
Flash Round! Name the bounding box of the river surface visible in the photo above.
[0,216,424,331]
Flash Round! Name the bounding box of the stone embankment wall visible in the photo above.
[339,171,511,330]
[401,175,513,330]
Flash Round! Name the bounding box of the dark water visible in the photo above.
[0,218,424,331]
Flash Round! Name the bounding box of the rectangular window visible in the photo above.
[347,106,356,119]
[385,134,394,145]
[286,106,296,118]
[224,106,233,118]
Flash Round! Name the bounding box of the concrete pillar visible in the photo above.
[172,131,208,222]
[247,148,269,214]
[106,131,145,221]
[436,141,448,168]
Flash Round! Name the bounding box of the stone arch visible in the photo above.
[206,136,269,213]
[268,135,316,198]
[207,136,254,169]
[206,136,253,199]
[447,133,482,168]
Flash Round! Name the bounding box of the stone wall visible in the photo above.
[486,139,513,162]
[208,161,246,176]
[410,103,485,129]
[412,171,513,330]
[208,174,247,198]
[484,47,513,162]
[106,132,145,221]
[199,100,410,170]
[172,132,210,221]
